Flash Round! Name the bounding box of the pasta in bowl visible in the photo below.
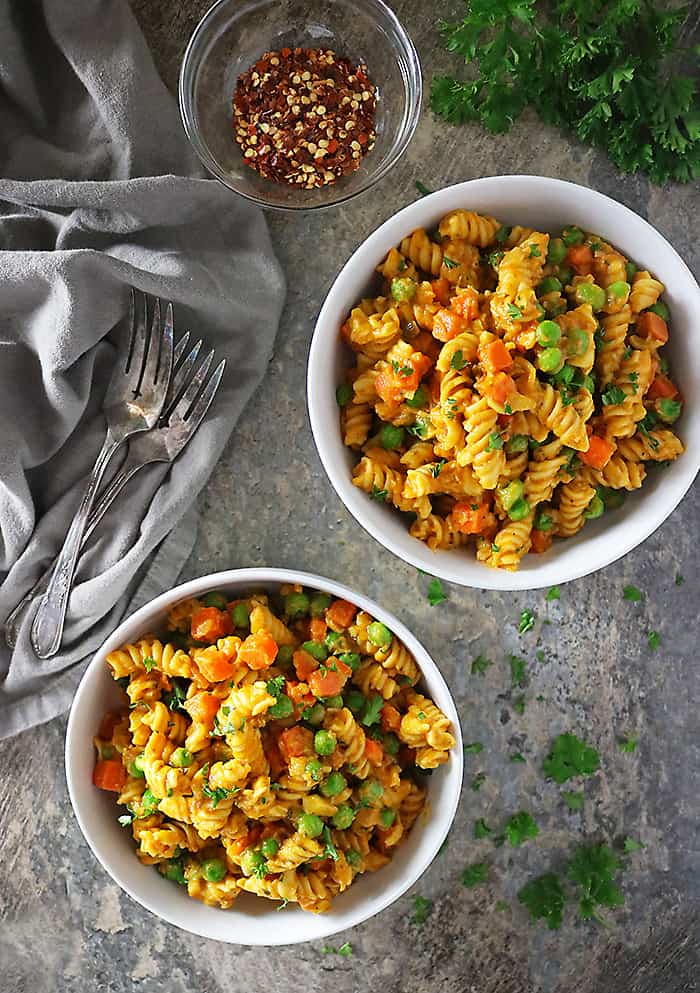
[66,569,462,944]
[308,177,700,589]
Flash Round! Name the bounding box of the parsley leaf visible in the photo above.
[509,654,527,687]
[427,577,447,606]
[602,385,626,406]
[474,818,492,839]
[412,894,432,924]
[450,349,468,370]
[322,825,339,862]
[618,735,637,753]
[338,942,353,957]
[471,772,486,792]
[529,243,541,258]
[442,255,460,270]
[370,486,388,502]
[543,733,600,784]
[623,585,643,602]
[506,303,522,319]
[462,862,489,887]
[545,586,560,601]
[567,843,624,922]
[623,837,645,854]
[464,741,484,754]
[647,630,661,650]
[518,608,535,634]
[430,459,447,478]
[518,873,566,930]
[562,791,584,811]
[487,431,504,451]
[142,656,156,672]
[510,752,526,763]
[415,181,433,197]
[505,811,539,847]
[675,573,685,586]
[470,654,491,676]
[266,675,286,698]
[360,695,384,727]
[512,695,526,715]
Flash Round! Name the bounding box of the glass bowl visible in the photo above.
[178,0,422,211]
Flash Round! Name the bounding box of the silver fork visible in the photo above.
[30,291,174,659]
[4,330,203,650]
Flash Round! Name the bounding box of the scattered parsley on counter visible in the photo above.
[545,586,560,601]
[623,837,645,854]
[647,630,661,650]
[518,608,535,634]
[509,655,527,687]
[415,180,433,197]
[623,585,643,602]
[495,900,509,912]
[618,735,638,754]
[562,791,584,811]
[471,654,492,676]
[568,843,624,923]
[462,862,489,888]
[471,772,486,792]
[412,895,432,924]
[535,649,545,663]
[675,573,685,586]
[510,752,526,763]
[518,873,566,930]
[543,733,600,784]
[464,741,484,754]
[505,811,539,847]
[474,818,493,839]
[512,695,526,715]
[427,577,447,607]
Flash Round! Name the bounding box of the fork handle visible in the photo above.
[4,453,148,650]
[30,434,122,658]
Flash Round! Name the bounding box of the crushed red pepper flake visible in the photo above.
[232,47,377,189]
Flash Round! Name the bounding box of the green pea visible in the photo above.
[391,276,418,302]
[655,397,682,424]
[171,747,193,768]
[406,385,429,409]
[305,758,323,781]
[536,319,561,347]
[506,434,529,454]
[276,644,294,670]
[649,301,670,321]
[338,651,361,672]
[584,494,605,520]
[261,837,280,858]
[538,276,563,295]
[314,730,337,756]
[574,282,606,310]
[323,695,344,710]
[133,753,146,773]
[367,621,392,648]
[383,732,400,756]
[598,486,626,510]
[141,788,159,815]
[332,805,356,830]
[284,592,310,619]
[555,264,573,285]
[380,808,397,828]
[546,237,568,265]
[320,772,347,797]
[202,591,228,610]
[562,225,584,246]
[359,780,384,805]
[201,857,227,882]
[302,640,328,662]
[534,510,554,532]
[625,261,637,281]
[567,328,589,357]
[127,758,145,779]
[310,592,332,618]
[161,859,186,884]
[537,347,563,373]
[336,382,353,407]
[240,849,266,876]
[607,280,630,300]
[345,689,365,712]
[379,423,405,450]
[498,479,524,512]
[299,813,325,838]
[230,602,250,629]
[508,497,531,522]
[268,694,294,719]
[304,703,326,726]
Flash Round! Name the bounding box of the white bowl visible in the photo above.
[307,175,700,590]
[65,568,463,945]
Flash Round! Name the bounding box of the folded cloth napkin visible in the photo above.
[0,0,286,737]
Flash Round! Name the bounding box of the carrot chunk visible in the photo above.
[451,501,493,535]
[239,632,278,670]
[483,339,513,373]
[432,307,466,342]
[93,758,126,792]
[580,435,615,470]
[326,599,357,630]
[636,311,669,344]
[530,529,553,554]
[380,704,401,733]
[279,726,314,760]
[647,374,678,401]
[364,738,384,765]
[566,244,593,275]
[190,607,232,642]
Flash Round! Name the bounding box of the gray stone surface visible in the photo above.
[1,3,699,992]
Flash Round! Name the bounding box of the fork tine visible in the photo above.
[138,298,161,395]
[173,331,191,368]
[159,302,174,387]
[183,359,226,430]
[116,290,149,398]
[123,288,136,374]
[160,338,203,424]
[168,349,214,423]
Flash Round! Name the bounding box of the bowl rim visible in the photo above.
[177,0,423,212]
[65,567,463,945]
[307,175,700,590]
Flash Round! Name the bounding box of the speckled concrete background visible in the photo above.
[1,2,699,991]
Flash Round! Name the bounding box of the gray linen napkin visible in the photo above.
[0,0,286,737]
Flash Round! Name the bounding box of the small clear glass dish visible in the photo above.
[178,0,422,211]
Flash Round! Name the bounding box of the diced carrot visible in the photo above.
[98,712,121,740]
[647,373,678,401]
[190,607,232,642]
[488,371,517,407]
[566,244,593,275]
[326,598,357,630]
[451,501,493,535]
[93,758,126,792]
[432,307,466,342]
[431,277,451,306]
[285,680,315,706]
[483,339,513,373]
[293,649,319,681]
[580,434,615,470]
[374,369,403,407]
[380,704,401,733]
[308,658,353,699]
[636,311,669,344]
[450,287,480,321]
[364,737,384,765]
[195,649,237,683]
[310,617,327,642]
[530,529,553,554]
[185,691,220,725]
[239,632,278,670]
[279,726,314,761]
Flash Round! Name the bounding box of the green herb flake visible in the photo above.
[470,654,491,676]
[623,837,645,854]
[647,630,661,650]
[450,349,468,371]
[518,873,565,930]
[535,649,545,663]
[427,577,447,607]
[462,862,489,888]
[142,656,156,672]
[474,818,492,839]
[512,695,526,715]
[487,431,504,451]
[545,586,561,601]
[505,811,539,847]
[543,732,600,784]
[675,573,685,586]
[415,181,433,197]
[567,843,624,923]
[471,772,486,792]
[509,654,527,687]
[412,894,433,924]
[464,741,484,754]
[623,585,643,602]
[602,385,626,406]
[442,255,460,270]
[507,303,522,320]
[618,735,638,754]
[562,791,584,811]
[518,608,535,634]
[370,486,388,502]
[510,752,526,763]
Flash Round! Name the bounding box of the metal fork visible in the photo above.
[30,291,174,659]
[4,336,225,650]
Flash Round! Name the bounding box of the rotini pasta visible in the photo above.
[93,586,455,913]
[336,212,684,569]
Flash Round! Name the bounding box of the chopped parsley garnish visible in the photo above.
[543,733,600,784]
[487,431,504,451]
[529,243,541,258]
[647,630,661,650]
[430,459,447,478]
[545,586,560,601]
[471,772,486,792]
[512,695,526,715]
[518,873,566,930]
[360,695,384,727]
[518,608,535,634]
[462,862,489,887]
[535,649,545,663]
[506,303,522,319]
[622,585,643,602]
[601,385,626,406]
[464,741,484,754]
[412,894,432,924]
[415,181,433,197]
[266,675,286,697]
[618,735,638,754]
[675,573,685,586]
[510,752,526,763]
[495,900,509,912]
[392,360,414,378]
[568,843,624,923]
[623,837,645,854]
[442,255,460,269]
[322,826,339,862]
[505,811,539,847]
[509,654,527,687]
[562,791,584,811]
[164,679,189,712]
[142,656,156,672]
[427,577,447,606]
[470,654,491,676]
[337,942,353,957]
[370,486,389,502]
[474,818,492,839]
[450,349,468,370]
